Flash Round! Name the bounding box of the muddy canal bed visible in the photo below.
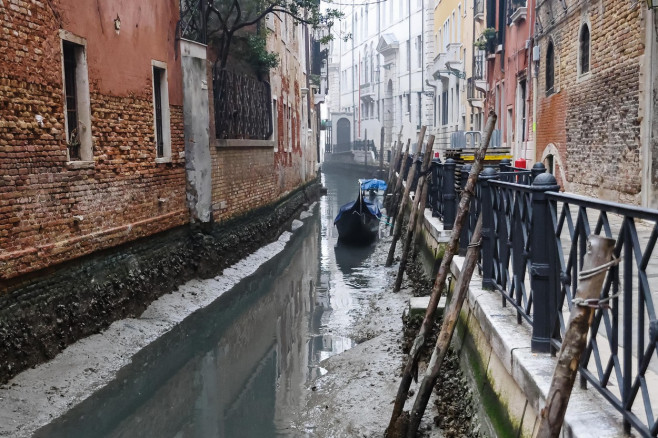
[0,170,482,438]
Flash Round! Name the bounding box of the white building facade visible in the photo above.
[326,0,435,154]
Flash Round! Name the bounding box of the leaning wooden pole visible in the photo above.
[387,141,400,186]
[393,136,435,291]
[379,127,385,178]
[406,216,483,437]
[385,111,497,436]
[534,235,616,438]
[384,141,401,210]
[386,127,426,267]
[387,139,411,219]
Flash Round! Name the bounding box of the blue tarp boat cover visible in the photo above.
[334,199,381,224]
[360,179,387,192]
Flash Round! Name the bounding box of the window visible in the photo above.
[579,24,590,75]
[152,62,171,161]
[546,41,555,94]
[441,91,448,125]
[272,98,278,150]
[60,31,92,162]
[406,40,411,71]
[518,79,526,142]
[287,104,292,152]
[416,35,422,68]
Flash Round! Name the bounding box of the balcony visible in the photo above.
[473,52,487,92]
[359,82,375,102]
[467,78,484,108]
[474,0,484,21]
[432,43,463,79]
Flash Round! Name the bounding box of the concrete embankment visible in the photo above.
[0,180,320,385]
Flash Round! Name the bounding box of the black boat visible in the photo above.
[334,181,383,244]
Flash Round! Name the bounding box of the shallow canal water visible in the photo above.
[34,169,387,438]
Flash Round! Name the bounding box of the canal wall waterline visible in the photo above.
[0,199,321,438]
[416,207,628,436]
[0,179,320,385]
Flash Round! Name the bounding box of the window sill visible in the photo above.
[216,139,277,148]
[155,157,172,164]
[577,71,591,83]
[66,160,94,170]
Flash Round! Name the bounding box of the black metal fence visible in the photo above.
[178,0,207,44]
[213,68,273,140]
[426,159,658,436]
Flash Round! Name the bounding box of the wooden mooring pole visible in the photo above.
[393,135,435,292]
[386,127,426,267]
[387,139,411,227]
[406,215,483,438]
[534,235,616,438]
[384,141,401,211]
[385,111,497,436]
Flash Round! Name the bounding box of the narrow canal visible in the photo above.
[33,169,388,438]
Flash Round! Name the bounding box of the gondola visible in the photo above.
[333,180,385,244]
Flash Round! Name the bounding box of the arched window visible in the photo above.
[546,41,555,94]
[579,24,590,75]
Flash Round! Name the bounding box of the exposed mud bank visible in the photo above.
[0,181,320,384]
[292,232,484,437]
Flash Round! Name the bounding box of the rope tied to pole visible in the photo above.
[571,256,621,309]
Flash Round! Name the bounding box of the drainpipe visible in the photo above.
[352,0,356,143]
[421,0,425,126]
[408,0,412,125]
[426,79,437,128]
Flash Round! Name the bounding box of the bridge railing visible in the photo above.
[425,159,658,436]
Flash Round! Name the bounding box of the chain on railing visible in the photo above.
[213,68,273,140]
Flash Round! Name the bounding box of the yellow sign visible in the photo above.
[459,154,513,161]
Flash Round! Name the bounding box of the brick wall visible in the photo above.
[205,13,316,223]
[535,0,644,203]
[0,0,188,281]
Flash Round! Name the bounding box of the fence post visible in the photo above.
[459,164,473,257]
[499,158,511,173]
[530,172,560,353]
[430,156,441,217]
[531,162,547,182]
[479,167,498,289]
[459,164,472,256]
[442,158,457,230]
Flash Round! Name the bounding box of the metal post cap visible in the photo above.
[532,162,546,172]
[532,172,558,187]
[444,158,456,165]
[480,166,498,178]
[499,158,512,165]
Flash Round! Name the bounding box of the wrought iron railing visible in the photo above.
[473,52,485,81]
[474,0,484,17]
[178,0,207,44]
[213,68,273,140]
[429,160,658,436]
[421,155,658,434]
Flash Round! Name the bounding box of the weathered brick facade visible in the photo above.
[535,0,644,203]
[205,13,318,223]
[0,0,187,281]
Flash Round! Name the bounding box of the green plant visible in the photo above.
[309,74,321,87]
[246,32,279,74]
[481,27,497,39]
